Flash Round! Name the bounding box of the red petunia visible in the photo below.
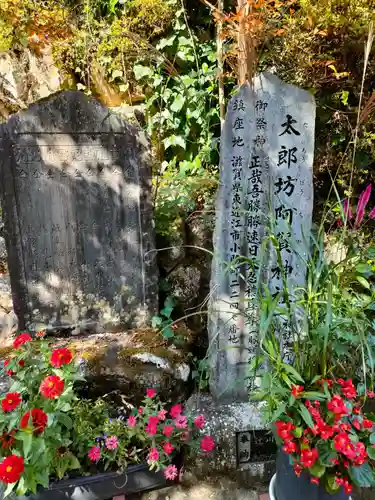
[0,455,24,483]
[50,348,72,368]
[300,448,318,468]
[1,392,21,412]
[13,333,32,349]
[170,404,183,419]
[163,442,174,455]
[146,388,156,399]
[40,375,64,399]
[291,385,304,398]
[20,409,48,434]
[200,436,215,452]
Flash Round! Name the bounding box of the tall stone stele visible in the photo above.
[0,91,158,333]
[186,73,316,477]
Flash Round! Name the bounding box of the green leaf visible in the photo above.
[163,135,186,150]
[57,412,73,428]
[58,403,71,412]
[162,327,174,339]
[151,316,163,328]
[111,69,123,80]
[23,432,33,459]
[303,392,327,401]
[349,462,375,487]
[367,446,375,460]
[156,35,176,50]
[170,94,185,113]
[325,474,341,494]
[317,441,338,466]
[356,263,373,274]
[3,481,16,498]
[283,364,305,383]
[69,454,81,470]
[133,64,153,80]
[297,403,315,428]
[370,433,375,444]
[357,276,371,290]
[270,402,287,422]
[310,462,326,478]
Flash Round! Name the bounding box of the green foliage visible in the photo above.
[132,3,221,235]
[152,296,176,340]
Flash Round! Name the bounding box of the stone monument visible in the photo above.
[0,91,158,333]
[188,72,316,480]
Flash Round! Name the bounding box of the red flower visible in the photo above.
[146,423,157,436]
[13,333,32,349]
[194,415,205,429]
[146,388,157,399]
[0,455,24,483]
[340,423,351,432]
[88,446,101,462]
[343,480,353,495]
[300,449,318,468]
[275,421,295,441]
[293,463,303,477]
[364,419,374,430]
[340,379,357,399]
[327,395,348,416]
[138,407,143,415]
[40,375,64,399]
[163,425,174,437]
[1,392,21,412]
[308,406,321,421]
[170,404,183,419]
[334,433,350,453]
[367,390,375,398]
[352,419,361,431]
[342,443,356,461]
[353,407,361,415]
[35,330,46,338]
[291,385,304,397]
[200,436,215,452]
[21,409,48,434]
[283,440,297,454]
[1,431,16,450]
[310,477,319,485]
[50,348,72,368]
[317,421,334,440]
[163,442,174,455]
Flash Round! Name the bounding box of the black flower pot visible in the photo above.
[273,450,350,500]
[2,463,172,500]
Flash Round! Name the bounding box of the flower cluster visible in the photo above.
[275,378,375,495]
[0,334,77,490]
[87,389,215,481]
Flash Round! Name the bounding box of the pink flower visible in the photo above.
[194,415,205,429]
[138,407,143,415]
[355,184,372,228]
[163,442,174,455]
[88,446,101,462]
[105,436,118,450]
[146,388,156,399]
[128,415,137,427]
[147,447,159,463]
[164,464,178,481]
[174,416,188,429]
[369,207,375,219]
[146,423,157,436]
[163,425,174,437]
[158,409,167,421]
[200,436,215,452]
[170,404,183,418]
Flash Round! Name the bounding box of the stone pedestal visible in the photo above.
[186,393,275,486]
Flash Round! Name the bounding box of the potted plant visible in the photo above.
[251,202,375,499]
[0,333,215,498]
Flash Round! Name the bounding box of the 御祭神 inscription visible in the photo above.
[209,72,315,402]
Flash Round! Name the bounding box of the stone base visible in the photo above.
[186,393,276,486]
